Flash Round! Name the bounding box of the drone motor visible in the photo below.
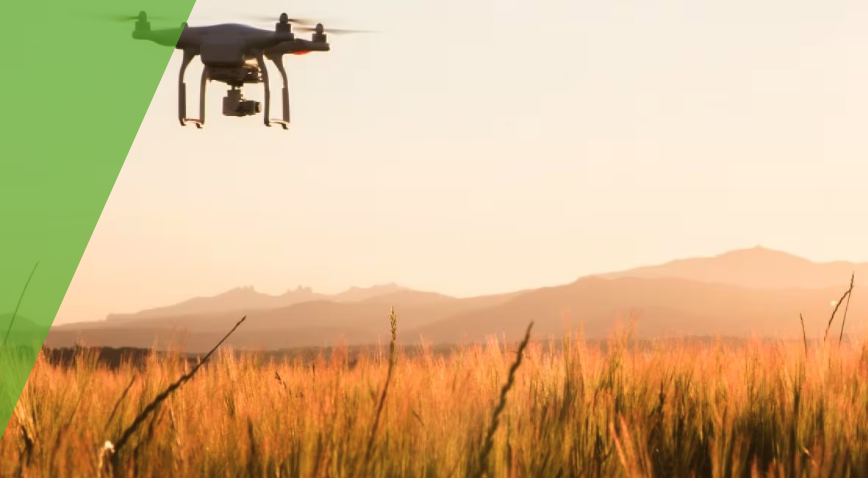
[222,88,262,117]
[312,24,327,43]
[275,13,291,33]
[134,11,150,33]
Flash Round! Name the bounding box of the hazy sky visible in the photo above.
[55,0,868,324]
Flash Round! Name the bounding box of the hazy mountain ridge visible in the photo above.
[405,276,864,345]
[46,247,865,353]
[595,246,866,289]
[0,313,49,347]
[102,283,409,323]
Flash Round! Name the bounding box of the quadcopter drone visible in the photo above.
[126,11,368,130]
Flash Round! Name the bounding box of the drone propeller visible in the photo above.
[295,24,375,35]
[101,11,168,23]
[240,13,320,26]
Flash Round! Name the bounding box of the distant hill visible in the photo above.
[45,289,526,352]
[595,246,863,289]
[46,247,865,353]
[331,283,409,302]
[404,276,864,345]
[0,313,44,332]
[0,312,48,347]
[103,283,408,323]
[103,286,325,322]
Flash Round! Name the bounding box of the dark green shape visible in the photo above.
[0,0,198,437]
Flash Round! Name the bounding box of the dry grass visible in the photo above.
[4,309,868,477]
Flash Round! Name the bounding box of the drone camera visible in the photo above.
[222,89,262,117]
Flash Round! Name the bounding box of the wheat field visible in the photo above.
[3,310,868,478]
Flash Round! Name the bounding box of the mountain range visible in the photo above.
[45,247,866,353]
[101,283,408,322]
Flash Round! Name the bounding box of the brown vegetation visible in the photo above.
[5,301,868,477]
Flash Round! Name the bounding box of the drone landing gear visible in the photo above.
[178,50,206,128]
[257,54,290,130]
[175,49,290,130]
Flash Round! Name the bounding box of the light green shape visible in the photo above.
[0,0,198,437]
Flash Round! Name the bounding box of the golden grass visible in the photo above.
[3,312,868,477]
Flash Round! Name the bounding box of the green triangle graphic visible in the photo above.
[0,0,199,437]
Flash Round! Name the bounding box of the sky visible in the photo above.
[54,0,868,324]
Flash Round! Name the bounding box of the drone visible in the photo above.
[125,11,369,130]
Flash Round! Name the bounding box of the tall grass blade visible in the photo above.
[2,261,39,348]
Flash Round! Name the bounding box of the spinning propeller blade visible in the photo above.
[239,14,320,26]
[296,25,376,35]
[100,12,169,23]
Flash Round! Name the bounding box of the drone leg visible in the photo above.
[272,54,291,126]
[178,50,205,128]
[257,54,289,130]
[196,67,208,128]
[178,51,192,126]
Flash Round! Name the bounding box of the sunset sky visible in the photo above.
[55,0,868,325]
